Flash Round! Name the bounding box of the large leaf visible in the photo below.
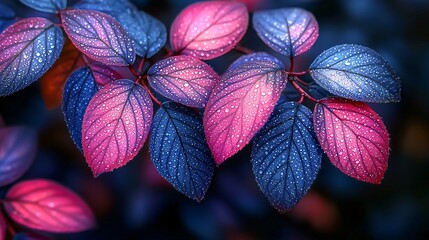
[117,11,167,57]
[61,9,136,66]
[309,44,401,103]
[62,67,98,152]
[0,3,15,32]
[82,80,153,177]
[0,18,64,96]
[313,97,389,183]
[252,102,321,212]
[170,1,248,60]
[148,55,219,108]
[20,0,66,13]
[253,8,318,57]
[150,102,214,201]
[204,52,287,165]
[4,179,95,233]
[74,0,137,19]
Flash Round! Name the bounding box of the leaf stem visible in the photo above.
[285,70,310,77]
[290,77,318,103]
[128,65,140,77]
[287,57,317,102]
[234,44,253,54]
[138,75,162,106]
[138,58,146,73]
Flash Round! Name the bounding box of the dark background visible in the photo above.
[1,0,428,239]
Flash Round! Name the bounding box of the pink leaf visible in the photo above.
[89,63,122,87]
[148,55,220,108]
[82,80,153,177]
[313,97,389,184]
[204,52,287,165]
[170,1,248,60]
[4,179,95,233]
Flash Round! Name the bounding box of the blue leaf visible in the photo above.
[227,52,282,72]
[150,102,215,201]
[309,44,401,103]
[117,11,167,57]
[74,0,137,19]
[62,67,98,151]
[0,18,64,96]
[308,81,333,100]
[251,101,322,212]
[253,8,319,57]
[20,0,66,13]
[0,3,15,32]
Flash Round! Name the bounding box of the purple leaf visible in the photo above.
[253,8,318,57]
[89,63,122,87]
[313,97,389,183]
[4,179,95,233]
[20,0,66,13]
[148,55,219,108]
[0,18,64,96]
[170,1,248,60]
[0,126,37,186]
[61,9,136,66]
[204,52,287,165]
[82,80,153,177]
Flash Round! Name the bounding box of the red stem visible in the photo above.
[128,65,140,77]
[138,58,146,73]
[138,76,161,106]
[234,45,253,54]
[290,78,318,103]
[294,76,309,86]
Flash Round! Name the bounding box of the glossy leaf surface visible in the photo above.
[74,0,136,19]
[5,179,95,233]
[0,3,15,32]
[148,55,219,108]
[63,67,98,152]
[310,44,400,103]
[253,8,318,57]
[89,63,121,87]
[20,0,66,13]
[204,52,287,165]
[82,80,153,177]
[61,9,136,66]
[313,98,389,183]
[252,102,321,212]
[150,102,214,201]
[170,1,248,60]
[0,18,64,96]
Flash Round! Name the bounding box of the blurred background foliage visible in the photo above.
[0,0,428,239]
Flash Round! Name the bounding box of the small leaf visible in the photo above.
[61,9,136,66]
[308,81,333,100]
[62,67,98,152]
[204,52,287,165]
[148,55,219,108]
[252,102,322,212]
[0,126,37,186]
[89,63,121,87]
[4,179,95,233]
[253,8,318,57]
[74,0,137,19]
[0,18,64,96]
[0,3,15,32]
[150,102,215,201]
[117,11,167,57]
[20,0,66,13]
[313,97,389,183]
[309,44,401,103]
[82,80,153,177]
[40,38,84,109]
[170,1,248,60]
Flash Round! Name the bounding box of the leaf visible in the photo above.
[4,179,95,233]
[149,102,215,201]
[40,38,85,109]
[0,126,37,186]
[74,0,137,19]
[0,3,15,32]
[89,63,121,87]
[62,67,98,152]
[170,1,248,60]
[148,55,219,108]
[20,0,66,13]
[309,44,401,103]
[61,9,136,66]
[313,97,389,183]
[204,52,287,165]
[253,8,318,57]
[82,80,153,177]
[0,17,64,96]
[117,11,167,57]
[307,81,333,100]
[251,102,322,212]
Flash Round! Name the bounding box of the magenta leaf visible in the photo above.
[20,0,66,13]
[0,126,37,186]
[61,9,136,66]
[204,52,287,165]
[148,55,220,108]
[0,18,64,96]
[82,80,153,177]
[313,97,389,183]
[253,8,318,57]
[89,63,122,87]
[149,102,215,201]
[4,179,95,233]
[170,1,248,60]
